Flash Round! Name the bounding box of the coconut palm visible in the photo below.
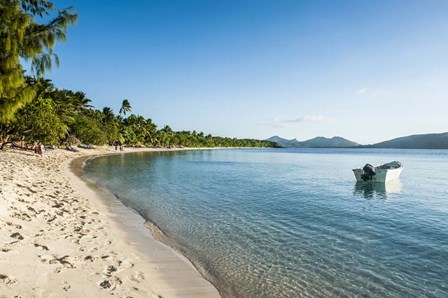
[119,99,132,116]
[71,91,93,112]
[102,107,115,122]
[34,78,55,100]
[161,125,173,134]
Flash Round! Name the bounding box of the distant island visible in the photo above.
[267,132,448,149]
[266,136,359,148]
[361,132,448,149]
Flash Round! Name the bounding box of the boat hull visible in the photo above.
[353,167,403,183]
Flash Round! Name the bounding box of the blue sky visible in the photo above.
[44,0,448,144]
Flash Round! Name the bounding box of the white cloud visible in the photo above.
[355,88,390,96]
[272,115,327,123]
[258,115,328,128]
[355,88,367,95]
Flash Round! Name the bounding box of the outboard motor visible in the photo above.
[361,164,376,181]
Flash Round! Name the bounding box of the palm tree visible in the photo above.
[102,107,115,123]
[161,125,173,134]
[119,99,132,116]
[160,125,173,146]
[34,78,55,100]
[60,90,92,114]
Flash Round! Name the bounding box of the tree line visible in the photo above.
[0,1,274,149]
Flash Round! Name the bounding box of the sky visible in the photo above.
[42,0,448,144]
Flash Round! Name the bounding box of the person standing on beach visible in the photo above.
[35,143,42,156]
[39,143,45,157]
[36,143,44,157]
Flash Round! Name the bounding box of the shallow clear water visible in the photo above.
[85,148,448,297]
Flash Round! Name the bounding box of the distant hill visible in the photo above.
[365,132,448,149]
[267,132,448,149]
[266,135,359,148]
[265,136,301,147]
[301,136,359,147]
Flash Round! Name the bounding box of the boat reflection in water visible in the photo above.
[353,180,403,199]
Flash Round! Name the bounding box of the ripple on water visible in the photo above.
[85,149,448,297]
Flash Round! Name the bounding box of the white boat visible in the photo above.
[353,161,403,183]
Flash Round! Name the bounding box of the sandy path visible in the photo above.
[0,147,220,297]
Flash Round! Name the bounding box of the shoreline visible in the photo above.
[0,146,220,297]
[70,149,222,297]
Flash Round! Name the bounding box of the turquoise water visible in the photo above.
[85,148,448,297]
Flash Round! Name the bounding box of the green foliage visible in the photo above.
[119,99,132,116]
[71,114,107,145]
[13,97,67,144]
[122,114,157,145]
[2,80,275,148]
[0,0,77,122]
[101,107,120,144]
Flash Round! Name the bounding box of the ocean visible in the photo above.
[84,148,448,297]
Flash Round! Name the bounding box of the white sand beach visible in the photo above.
[0,147,220,297]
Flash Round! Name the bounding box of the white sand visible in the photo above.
[0,147,220,297]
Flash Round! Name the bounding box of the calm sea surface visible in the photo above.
[85,148,448,297]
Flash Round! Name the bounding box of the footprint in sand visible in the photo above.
[61,281,71,291]
[84,255,98,262]
[34,243,49,251]
[45,215,57,223]
[10,232,24,240]
[27,205,43,215]
[104,265,118,276]
[5,221,22,229]
[48,255,75,268]
[98,276,122,291]
[0,274,16,285]
[51,202,64,208]
[11,212,32,221]
[119,259,134,269]
[130,271,146,283]
[99,279,112,289]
